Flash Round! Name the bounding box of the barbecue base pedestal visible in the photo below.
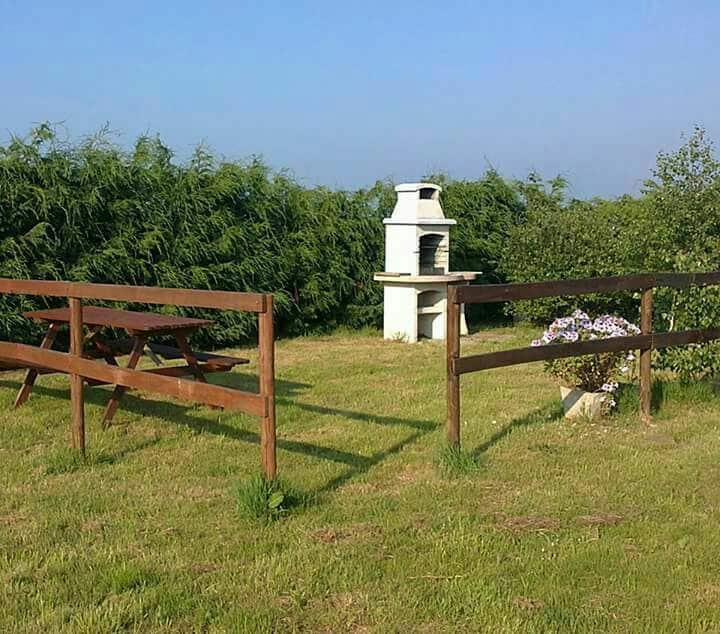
[373,272,477,343]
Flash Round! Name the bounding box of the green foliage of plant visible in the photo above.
[0,125,383,345]
[502,127,720,380]
[4,122,720,379]
[500,177,651,323]
[613,378,720,418]
[437,444,483,476]
[235,474,308,521]
[426,171,526,320]
[426,171,526,283]
[0,125,522,346]
[645,131,720,381]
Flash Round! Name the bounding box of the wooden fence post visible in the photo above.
[447,284,461,448]
[258,295,277,479]
[69,297,86,454]
[640,288,653,423]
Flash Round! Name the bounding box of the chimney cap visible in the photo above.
[390,181,446,221]
[394,182,442,193]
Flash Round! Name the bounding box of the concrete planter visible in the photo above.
[559,386,606,420]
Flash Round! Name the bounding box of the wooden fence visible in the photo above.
[446,272,720,447]
[0,279,277,478]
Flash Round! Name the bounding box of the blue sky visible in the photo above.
[2,0,718,197]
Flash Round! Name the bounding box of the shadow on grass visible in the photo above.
[613,377,720,418]
[470,402,564,460]
[0,374,437,496]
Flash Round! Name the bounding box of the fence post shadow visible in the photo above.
[470,402,563,460]
[0,375,439,496]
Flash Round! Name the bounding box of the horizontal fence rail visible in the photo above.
[0,343,268,416]
[0,278,267,312]
[454,328,720,375]
[0,278,277,478]
[454,272,720,305]
[446,272,720,448]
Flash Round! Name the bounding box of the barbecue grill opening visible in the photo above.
[417,290,442,309]
[418,234,446,275]
[417,290,443,339]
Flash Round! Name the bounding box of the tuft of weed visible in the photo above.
[101,563,159,594]
[436,444,483,477]
[235,474,310,522]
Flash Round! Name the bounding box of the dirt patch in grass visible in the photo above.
[643,430,677,447]
[494,511,623,533]
[310,523,382,544]
[182,485,224,501]
[405,515,429,532]
[577,513,623,527]
[327,591,365,611]
[80,518,106,533]
[496,515,560,533]
[340,480,384,495]
[692,583,720,604]
[0,512,28,528]
[623,543,641,556]
[384,463,435,493]
[189,563,220,575]
[513,596,545,610]
[299,591,370,633]
[395,463,433,484]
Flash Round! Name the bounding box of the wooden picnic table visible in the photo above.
[16,306,248,427]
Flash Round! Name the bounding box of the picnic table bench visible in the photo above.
[15,305,248,427]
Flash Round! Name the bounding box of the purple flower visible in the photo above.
[531,311,639,399]
[541,331,557,344]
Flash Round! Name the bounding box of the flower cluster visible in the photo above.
[531,310,641,408]
[599,381,620,408]
[531,310,640,347]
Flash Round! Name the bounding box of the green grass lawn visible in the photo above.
[2,325,720,632]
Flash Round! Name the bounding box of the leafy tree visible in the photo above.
[501,127,720,381]
[645,127,720,380]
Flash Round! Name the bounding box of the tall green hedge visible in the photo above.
[0,125,523,347]
[5,123,719,380]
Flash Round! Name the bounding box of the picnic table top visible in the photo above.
[23,306,213,334]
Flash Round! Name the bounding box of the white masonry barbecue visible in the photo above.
[374,183,477,342]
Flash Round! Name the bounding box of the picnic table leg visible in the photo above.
[174,333,207,383]
[84,324,103,344]
[14,322,61,408]
[144,345,163,366]
[173,332,221,410]
[101,336,146,429]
